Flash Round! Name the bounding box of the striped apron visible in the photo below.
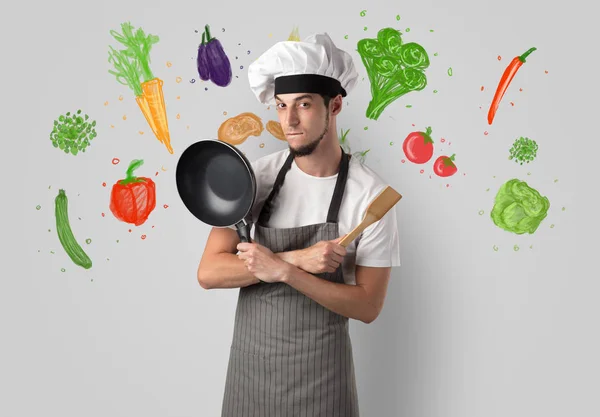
[221,147,359,417]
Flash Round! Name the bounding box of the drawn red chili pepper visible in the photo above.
[109,159,156,226]
[487,47,536,125]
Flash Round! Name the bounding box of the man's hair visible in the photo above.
[319,94,332,110]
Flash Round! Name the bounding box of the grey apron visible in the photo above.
[221,147,359,417]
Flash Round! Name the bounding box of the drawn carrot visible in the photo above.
[487,47,536,125]
[108,22,173,154]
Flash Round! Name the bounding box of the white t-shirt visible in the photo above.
[229,148,401,285]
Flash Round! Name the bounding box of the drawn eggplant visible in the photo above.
[196,24,232,87]
[196,32,210,81]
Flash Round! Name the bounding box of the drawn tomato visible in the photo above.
[433,154,458,177]
[109,159,156,226]
[402,126,434,164]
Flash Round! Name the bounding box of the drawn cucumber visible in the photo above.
[55,189,92,269]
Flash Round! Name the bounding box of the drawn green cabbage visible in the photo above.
[490,179,550,234]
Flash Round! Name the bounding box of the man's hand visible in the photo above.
[237,241,291,283]
[296,235,348,274]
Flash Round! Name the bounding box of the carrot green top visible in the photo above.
[108,22,160,96]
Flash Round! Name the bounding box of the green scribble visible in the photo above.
[493,245,499,252]
[86,238,92,244]
[360,10,366,17]
[509,137,538,165]
[478,210,484,215]
[364,26,368,31]
[396,15,401,20]
[490,179,550,235]
[61,268,66,272]
[36,205,41,210]
[357,27,429,120]
[514,245,520,251]
[448,67,453,76]
[50,110,98,156]
[338,128,370,164]
[344,35,348,39]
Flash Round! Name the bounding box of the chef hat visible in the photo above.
[247,32,359,106]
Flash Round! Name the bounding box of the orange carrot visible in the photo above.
[141,78,172,153]
[108,22,173,154]
[487,47,536,125]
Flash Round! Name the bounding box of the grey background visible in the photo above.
[3,0,599,415]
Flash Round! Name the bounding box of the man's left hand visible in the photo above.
[237,241,290,283]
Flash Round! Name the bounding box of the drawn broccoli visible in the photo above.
[357,28,429,120]
[490,179,550,234]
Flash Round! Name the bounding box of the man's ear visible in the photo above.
[331,94,343,116]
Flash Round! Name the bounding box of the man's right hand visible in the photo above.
[297,235,348,274]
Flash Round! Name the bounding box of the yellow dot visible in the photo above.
[268,33,273,37]
[187,125,190,130]
[176,76,182,83]
[223,111,228,115]
[259,143,265,148]
[176,113,181,119]
[122,115,127,120]
[104,101,109,106]
[110,124,115,128]
[177,96,181,100]
[139,131,144,135]
[118,95,124,101]
[166,61,172,67]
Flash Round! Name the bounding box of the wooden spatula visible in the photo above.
[338,185,402,247]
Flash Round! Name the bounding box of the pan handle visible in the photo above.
[234,219,252,243]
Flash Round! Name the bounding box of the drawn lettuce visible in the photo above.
[490,179,550,234]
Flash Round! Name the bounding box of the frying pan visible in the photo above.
[175,139,256,243]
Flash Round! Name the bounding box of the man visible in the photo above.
[197,32,401,417]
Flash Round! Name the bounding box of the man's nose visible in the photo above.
[285,108,299,126]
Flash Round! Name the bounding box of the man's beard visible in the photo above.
[289,110,330,158]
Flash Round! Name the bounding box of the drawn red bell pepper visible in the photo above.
[109,159,156,226]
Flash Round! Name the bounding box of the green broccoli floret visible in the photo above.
[490,179,550,234]
[50,110,97,156]
[357,28,429,120]
[509,136,538,165]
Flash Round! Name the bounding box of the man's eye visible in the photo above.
[299,102,310,107]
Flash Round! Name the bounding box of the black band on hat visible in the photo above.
[274,74,347,98]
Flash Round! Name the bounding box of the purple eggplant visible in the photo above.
[203,24,232,87]
[196,32,210,81]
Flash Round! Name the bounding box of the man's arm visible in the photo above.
[281,263,391,324]
[197,227,303,289]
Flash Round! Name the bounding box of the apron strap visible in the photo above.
[326,149,350,223]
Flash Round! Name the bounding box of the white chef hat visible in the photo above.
[247,32,359,106]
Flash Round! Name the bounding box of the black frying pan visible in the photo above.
[175,139,256,243]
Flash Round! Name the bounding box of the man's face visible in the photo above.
[274,93,329,157]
